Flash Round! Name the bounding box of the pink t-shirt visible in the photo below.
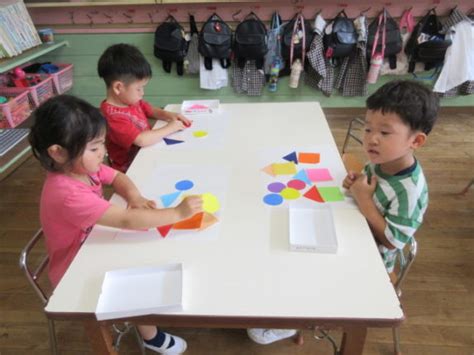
[40,164,117,288]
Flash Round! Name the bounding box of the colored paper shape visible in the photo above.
[193,130,208,138]
[303,186,324,203]
[200,212,218,230]
[268,182,286,193]
[298,152,320,164]
[318,187,345,202]
[160,191,181,207]
[157,224,173,238]
[283,151,298,164]
[262,164,276,177]
[280,187,301,200]
[173,212,204,230]
[175,180,194,191]
[287,179,306,190]
[202,193,220,214]
[306,168,333,182]
[263,193,284,206]
[272,162,297,175]
[163,138,184,145]
[293,169,312,185]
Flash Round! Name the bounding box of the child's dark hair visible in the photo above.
[29,95,107,172]
[97,43,152,87]
[366,80,439,134]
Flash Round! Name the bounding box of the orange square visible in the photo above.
[298,152,320,164]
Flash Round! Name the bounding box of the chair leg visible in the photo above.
[392,326,402,355]
[459,178,474,195]
[133,325,146,355]
[47,319,59,355]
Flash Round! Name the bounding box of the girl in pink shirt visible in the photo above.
[29,95,202,354]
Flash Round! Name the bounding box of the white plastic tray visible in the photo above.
[181,100,219,115]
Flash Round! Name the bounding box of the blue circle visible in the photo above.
[263,193,284,206]
[175,180,194,191]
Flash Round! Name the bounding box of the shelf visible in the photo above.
[0,41,68,74]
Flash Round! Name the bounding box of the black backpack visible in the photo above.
[323,10,357,58]
[153,16,188,76]
[281,14,313,63]
[233,12,268,69]
[405,9,452,72]
[367,9,402,69]
[198,13,233,70]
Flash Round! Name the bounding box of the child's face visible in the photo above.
[117,78,149,106]
[73,132,107,174]
[363,110,425,170]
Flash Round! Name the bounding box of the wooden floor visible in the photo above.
[0,109,473,355]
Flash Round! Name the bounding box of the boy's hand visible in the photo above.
[128,195,157,210]
[342,171,361,190]
[168,112,192,127]
[350,175,378,204]
[165,118,186,132]
[175,196,203,220]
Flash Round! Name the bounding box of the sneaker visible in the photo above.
[143,332,187,354]
[247,328,297,345]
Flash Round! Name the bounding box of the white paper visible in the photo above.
[95,264,182,321]
[181,100,220,115]
[289,207,338,253]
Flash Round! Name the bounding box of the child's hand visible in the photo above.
[175,113,192,128]
[166,118,186,133]
[128,196,157,210]
[175,196,203,220]
[342,171,361,190]
[350,174,378,204]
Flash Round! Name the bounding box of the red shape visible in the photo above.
[157,224,173,238]
[287,179,306,190]
[303,186,324,203]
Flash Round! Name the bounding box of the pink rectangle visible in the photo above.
[306,168,333,182]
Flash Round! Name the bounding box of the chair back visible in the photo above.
[19,229,50,304]
[342,117,365,154]
[393,237,418,294]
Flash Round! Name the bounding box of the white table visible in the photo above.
[45,102,403,354]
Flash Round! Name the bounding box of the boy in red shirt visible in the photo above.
[98,43,191,172]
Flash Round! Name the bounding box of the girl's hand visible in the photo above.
[128,196,157,210]
[350,175,378,205]
[342,171,361,190]
[175,196,203,220]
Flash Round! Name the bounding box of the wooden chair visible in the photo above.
[341,117,365,173]
[19,229,146,354]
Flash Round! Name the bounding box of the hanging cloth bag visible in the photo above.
[264,12,284,75]
[288,13,306,88]
[184,15,200,74]
[367,11,385,84]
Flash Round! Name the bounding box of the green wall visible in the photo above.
[41,33,474,108]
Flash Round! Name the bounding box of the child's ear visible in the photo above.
[47,144,69,164]
[111,80,124,95]
[411,132,427,149]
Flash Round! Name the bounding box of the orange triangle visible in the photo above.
[157,224,173,238]
[199,212,218,230]
[261,164,276,177]
[173,212,204,230]
[303,186,324,203]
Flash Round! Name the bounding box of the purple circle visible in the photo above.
[263,194,284,206]
[267,182,286,193]
[175,180,194,191]
[287,179,306,190]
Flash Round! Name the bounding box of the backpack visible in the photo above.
[233,12,268,69]
[323,10,357,58]
[405,9,452,73]
[281,14,312,63]
[153,16,188,76]
[367,9,402,69]
[198,13,233,70]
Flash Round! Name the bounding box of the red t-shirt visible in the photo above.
[100,100,153,172]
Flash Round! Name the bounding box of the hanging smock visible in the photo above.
[334,15,368,97]
[232,59,266,96]
[433,9,474,95]
[305,14,334,96]
[199,56,229,90]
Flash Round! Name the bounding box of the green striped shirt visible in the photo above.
[364,162,428,272]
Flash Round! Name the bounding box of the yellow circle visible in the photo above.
[193,130,208,138]
[280,188,300,200]
[202,193,220,213]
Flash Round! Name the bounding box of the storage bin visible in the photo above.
[0,89,32,128]
[49,63,74,94]
[0,74,54,108]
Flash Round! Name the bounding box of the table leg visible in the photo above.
[340,326,367,355]
[83,320,118,355]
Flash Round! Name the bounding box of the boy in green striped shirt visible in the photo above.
[343,81,439,273]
